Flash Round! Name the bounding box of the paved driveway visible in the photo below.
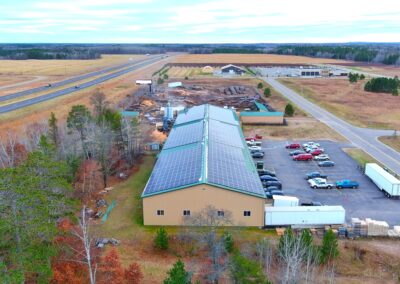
[261,140,400,226]
[264,77,400,175]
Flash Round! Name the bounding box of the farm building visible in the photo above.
[142,104,266,227]
[240,101,284,125]
[221,64,246,75]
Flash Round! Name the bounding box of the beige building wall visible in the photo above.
[241,115,284,125]
[143,184,265,227]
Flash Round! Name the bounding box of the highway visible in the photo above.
[264,77,400,175]
[0,56,158,103]
[0,55,166,114]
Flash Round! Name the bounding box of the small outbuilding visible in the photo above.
[240,101,284,125]
[221,64,246,75]
[202,65,214,73]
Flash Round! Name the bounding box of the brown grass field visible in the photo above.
[0,54,145,76]
[348,65,400,77]
[173,54,350,65]
[0,75,38,87]
[279,78,400,130]
[379,136,400,153]
[0,56,172,135]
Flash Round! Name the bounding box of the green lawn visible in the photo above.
[343,148,381,168]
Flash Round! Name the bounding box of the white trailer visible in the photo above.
[265,206,345,227]
[365,163,400,197]
[273,195,299,207]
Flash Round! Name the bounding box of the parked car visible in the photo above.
[301,201,323,206]
[336,180,359,189]
[251,149,265,155]
[308,177,327,185]
[309,179,334,189]
[247,140,262,147]
[318,161,335,167]
[303,142,320,148]
[245,134,262,141]
[289,150,305,156]
[305,146,324,153]
[314,154,330,161]
[252,152,264,159]
[264,186,280,192]
[293,153,313,161]
[266,190,284,199]
[248,146,262,151]
[258,169,276,177]
[305,171,328,180]
[285,143,301,149]
[264,181,282,189]
[310,149,324,156]
[260,175,278,182]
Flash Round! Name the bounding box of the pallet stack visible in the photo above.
[351,218,368,237]
[365,218,389,236]
[388,226,400,237]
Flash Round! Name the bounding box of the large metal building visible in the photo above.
[142,104,266,226]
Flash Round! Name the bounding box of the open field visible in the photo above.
[279,78,400,130]
[379,136,400,153]
[0,75,38,88]
[173,54,350,65]
[347,65,400,77]
[0,54,145,76]
[243,117,347,142]
[166,66,213,78]
[0,56,171,135]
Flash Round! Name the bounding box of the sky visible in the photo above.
[0,0,399,43]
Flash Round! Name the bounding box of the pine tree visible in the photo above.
[98,248,125,284]
[48,112,59,146]
[164,260,191,284]
[319,229,339,264]
[230,252,271,284]
[124,262,143,284]
[224,232,234,253]
[154,227,169,250]
[264,87,271,97]
[278,227,295,257]
[257,82,264,89]
[284,103,295,117]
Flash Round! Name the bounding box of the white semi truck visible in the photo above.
[365,163,400,198]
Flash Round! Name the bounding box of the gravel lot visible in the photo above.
[260,140,400,226]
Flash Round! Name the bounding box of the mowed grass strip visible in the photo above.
[378,136,400,153]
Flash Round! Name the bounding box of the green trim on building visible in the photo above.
[240,111,284,117]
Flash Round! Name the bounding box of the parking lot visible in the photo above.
[260,140,400,225]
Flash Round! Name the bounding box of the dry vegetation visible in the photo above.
[167,66,214,78]
[243,117,347,142]
[347,65,400,77]
[343,148,382,168]
[0,57,171,135]
[0,75,38,88]
[279,78,400,130]
[173,54,350,64]
[0,54,145,76]
[379,136,400,153]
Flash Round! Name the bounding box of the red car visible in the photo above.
[293,153,313,161]
[285,143,301,149]
[311,149,323,156]
[245,134,262,141]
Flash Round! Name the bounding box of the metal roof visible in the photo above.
[142,104,265,198]
[240,111,283,117]
[121,111,139,117]
[254,101,269,112]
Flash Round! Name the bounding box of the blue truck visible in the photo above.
[335,180,359,189]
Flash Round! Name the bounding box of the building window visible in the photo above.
[217,210,224,217]
[183,210,191,216]
[244,211,251,217]
[157,210,164,216]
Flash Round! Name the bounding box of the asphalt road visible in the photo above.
[264,77,400,175]
[0,55,166,114]
[261,140,400,225]
[0,56,157,103]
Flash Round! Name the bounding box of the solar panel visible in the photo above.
[208,119,243,148]
[163,120,204,149]
[174,105,205,125]
[207,140,264,196]
[208,105,239,125]
[143,143,202,195]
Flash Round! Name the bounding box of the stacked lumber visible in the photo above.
[365,218,389,236]
[388,226,400,237]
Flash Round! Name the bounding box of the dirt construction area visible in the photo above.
[279,78,400,130]
[260,140,400,226]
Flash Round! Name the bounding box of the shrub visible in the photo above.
[164,260,191,284]
[263,88,271,97]
[284,103,295,117]
[319,229,339,264]
[154,227,169,250]
[257,82,264,89]
[157,77,164,84]
[224,232,234,253]
[229,252,271,284]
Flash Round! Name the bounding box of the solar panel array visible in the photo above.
[144,143,202,195]
[163,120,204,149]
[142,104,265,198]
[209,105,239,125]
[174,105,205,125]
[207,140,264,195]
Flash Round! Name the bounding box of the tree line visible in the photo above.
[0,90,142,282]
[0,47,100,60]
[364,77,399,96]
